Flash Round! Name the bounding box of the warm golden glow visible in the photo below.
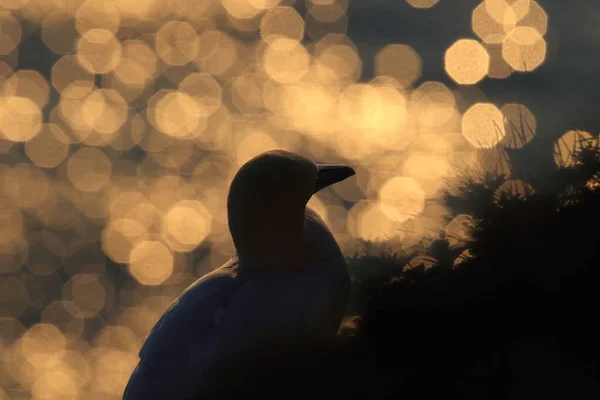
[114,40,158,87]
[129,240,174,286]
[411,81,457,127]
[502,26,546,72]
[472,1,515,44]
[445,39,490,85]
[19,323,67,368]
[67,147,112,192]
[378,177,426,223]
[2,69,50,108]
[162,200,212,252]
[51,55,95,93]
[0,1,559,397]
[263,39,310,83]
[554,130,593,168]
[236,131,279,166]
[374,44,422,88]
[260,6,305,49]
[155,21,199,66]
[0,11,21,55]
[76,0,121,35]
[0,96,42,142]
[76,29,122,74]
[406,0,439,8]
[500,103,536,148]
[462,103,506,148]
[25,123,69,168]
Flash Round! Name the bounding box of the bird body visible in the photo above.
[123,151,355,399]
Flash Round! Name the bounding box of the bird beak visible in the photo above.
[314,164,356,193]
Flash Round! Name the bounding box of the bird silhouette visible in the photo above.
[123,150,355,399]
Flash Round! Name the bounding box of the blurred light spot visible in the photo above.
[375,44,422,88]
[500,103,536,148]
[96,325,141,353]
[279,83,337,137]
[0,275,28,317]
[484,0,528,23]
[67,147,112,192]
[129,241,174,286]
[518,0,547,35]
[231,72,268,113]
[0,96,43,142]
[1,69,50,108]
[0,202,23,246]
[194,30,238,76]
[82,88,128,136]
[179,73,223,117]
[472,1,515,44]
[304,3,348,40]
[222,0,263,19]
[58,80,96,137]
[114,40,158,87]
[236,131,279,165]
[263,39,310,83]
[0,11,21,55]
[359,202,400,241]
[151,91,203,137]
[402,152,452,196]
[42,10,78,55]
[406,0,439,8]
[41,301,84,343]
[3,163,49,209]
[76,0,121,35]
[554,130,593,168]
[307,0,347,22]
[339,83,408,148]
[51,54,95,93]
[19,323,67,368]
[91,348,138,395]
[502,26,546,72]
[445,39,490,85]
[462,103,505,148]
[316,41,361,85]
[76,28,122,74]
[378,177,426,222]
[261,6,304,49]
[411,81,457,127]
[155,21,199,66]
[162,200,212,252]
[31,367,80,399]
[102,218,148,264]
[63,274,107,317]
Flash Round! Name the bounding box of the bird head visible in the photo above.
[227,150,355,272]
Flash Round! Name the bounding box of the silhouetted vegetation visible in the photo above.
[206,135,600,399]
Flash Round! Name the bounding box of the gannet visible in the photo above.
[123,150,355,399]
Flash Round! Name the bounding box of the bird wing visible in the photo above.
[206,261,348,372]
[123,257,243,400]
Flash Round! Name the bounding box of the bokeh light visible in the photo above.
[374,44,422,88]
[445,39,490,85]
[129,241,175,286]
[462,103,506,148]
[406,0,439,9]
[554,130,593,168]
[502,26,546,72]
[500,103,536,148]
